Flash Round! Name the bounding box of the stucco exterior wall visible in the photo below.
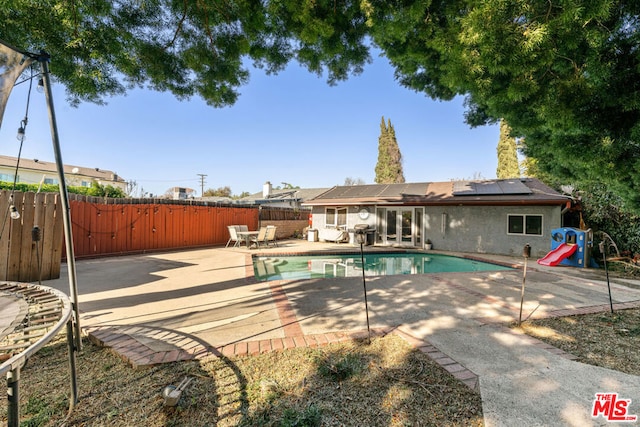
[424,205,562,257]
[310,205,376,243]
[311,204,563,257]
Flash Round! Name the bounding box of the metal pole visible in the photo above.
[7,368,20,427]
[599,241,614,314]
[39,55,82,351]
[360,240,371,344]
[519,244,531,326]
[66,319,78,410]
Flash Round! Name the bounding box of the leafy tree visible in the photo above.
[374,117,405,184]
[2,0,369,107]
[74,181,127,198]
[6,1,640,211]
[575,183,640,255]
[203,186,232,197]
[496,120,519,179]
[280,182,300,189]
[364,0,640,211]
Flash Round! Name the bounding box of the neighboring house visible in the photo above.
[198,196,236,204]
[239,181,330,209]
[0,154,127,191]
[167,187,196,200]
[303,178,573,257]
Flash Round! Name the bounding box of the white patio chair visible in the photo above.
[250,226,268,248]
[226,225,241,248]
[265,225,278,247]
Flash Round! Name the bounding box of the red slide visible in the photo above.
[537,244,578,266]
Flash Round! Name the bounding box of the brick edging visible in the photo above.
[84,325,480,391]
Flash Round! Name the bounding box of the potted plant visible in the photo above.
[425,239,432,250]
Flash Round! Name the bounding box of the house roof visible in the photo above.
[303,178,571,207]
[0,155,125,183]
[240,187,330,204]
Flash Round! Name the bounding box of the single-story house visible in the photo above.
[302,178,574,257]
[239,181,330,209]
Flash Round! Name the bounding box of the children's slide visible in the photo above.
[537,244,578,266]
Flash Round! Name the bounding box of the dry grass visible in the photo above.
[3,307,638,426]
[515,307,640,376]
[1,334,482,427]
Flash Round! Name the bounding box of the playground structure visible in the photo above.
[538,227,593,268]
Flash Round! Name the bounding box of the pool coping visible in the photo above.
[250,249,518,282]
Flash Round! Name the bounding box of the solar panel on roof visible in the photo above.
[452,180,532,196]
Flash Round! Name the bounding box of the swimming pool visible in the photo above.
[253,252,511,282]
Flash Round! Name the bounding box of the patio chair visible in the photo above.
[238,225,248,232]
[226,225,241,248]
[250,226,268,248]
[265,225,278,247]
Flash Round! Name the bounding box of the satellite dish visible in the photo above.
[72,167,79,174]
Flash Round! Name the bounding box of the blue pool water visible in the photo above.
[253,252,511,282]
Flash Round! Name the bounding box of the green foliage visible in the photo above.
[240,404,322,427]
[22,394,66,427]
[577,183,640,254]
[374,116,405,184]
[280,405,322,427]
[0,181,126,198]
[315,352,363,381]
[0,182,60,194]
[2,0,369,107]
[496,119,520,179]
[6,1,640,212]
[203,186,232,197]
[366,0,640,211]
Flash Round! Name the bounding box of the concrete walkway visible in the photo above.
[41,241,640,426]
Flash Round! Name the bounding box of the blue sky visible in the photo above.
[2,51,499,197]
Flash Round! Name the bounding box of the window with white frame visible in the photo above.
[326,207,348,228]
[508,214,543,236]
[44,178,58,185]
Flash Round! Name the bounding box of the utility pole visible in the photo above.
[197,174,207,196]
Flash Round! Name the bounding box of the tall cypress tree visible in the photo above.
[496,119,520,179]
[375,117,405,184]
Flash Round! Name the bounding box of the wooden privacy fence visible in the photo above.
[66,195,259,259]
[0,190,64,281]
[1,192,310,279]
